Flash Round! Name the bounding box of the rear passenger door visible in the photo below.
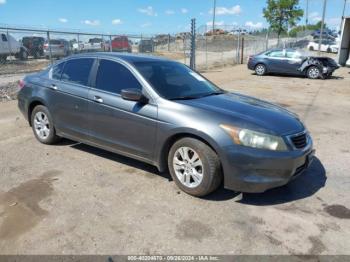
[88,58,157,161]
[47,57,95,140]
[266,50,287,73]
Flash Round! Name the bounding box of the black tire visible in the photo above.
[327,48,331,53]
[0,55,6,63]
[31,105,60,145]
[168,138,222,197]
[255,63,266,76]
[306,66,321,79]
[19,49,28,60]
[309,46,314,51]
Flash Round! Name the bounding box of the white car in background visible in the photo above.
[307,40,339,53]
[0,31,28,62]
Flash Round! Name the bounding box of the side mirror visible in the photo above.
[121,88,148,103]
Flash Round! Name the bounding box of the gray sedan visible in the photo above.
[17,53,314,197]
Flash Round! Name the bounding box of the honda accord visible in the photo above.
[18,53,315,196]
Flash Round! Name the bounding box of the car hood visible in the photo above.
[178,93,304,135]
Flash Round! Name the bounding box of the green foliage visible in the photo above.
[263,0,304,39]
[289,21,325,37]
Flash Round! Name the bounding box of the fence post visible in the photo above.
[6,29,13,62]
[205,25,208,70]
[190,18,196,70]
[265,30,269,50]
[240,37,244,64]
[47,31,53,64]
[168,34,170,52]
[236,30,240,64]
[77,33,80,53]
[109,35,113,52]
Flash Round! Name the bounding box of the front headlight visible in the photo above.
[220,124,288,151]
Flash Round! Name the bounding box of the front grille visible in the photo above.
[290,133,307,149]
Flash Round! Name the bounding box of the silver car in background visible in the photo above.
[44,39,71,58]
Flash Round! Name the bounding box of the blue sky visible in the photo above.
[0,0,349,34]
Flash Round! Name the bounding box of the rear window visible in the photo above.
[49,40,62,45]
[61,58,94,86]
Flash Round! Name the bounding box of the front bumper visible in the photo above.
[221,142,315,193]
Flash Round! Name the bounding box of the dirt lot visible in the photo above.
[0,65,349,255]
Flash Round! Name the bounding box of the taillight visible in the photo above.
[59,44,64,48]
[44,43,48,49]
[18,79,25,89]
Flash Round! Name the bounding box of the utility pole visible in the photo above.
[340,0,347,33]
[318,0,327,56]
[212,0,217,33]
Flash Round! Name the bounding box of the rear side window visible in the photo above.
[52,62,65,80]
[267,51,284,58]
[61,58,94,86]
[1,34,7,42]
[95,59,142,94]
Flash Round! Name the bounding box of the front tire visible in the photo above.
[31,105,60,144]
[168,138,222,197]
[255,64,266,76]
[306,66,321,79]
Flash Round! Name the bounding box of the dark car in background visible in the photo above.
[248,48,339,79]
[111,36,132,52]
[17,53,314,197]
[22,36,45,58]
[138,39,154,53]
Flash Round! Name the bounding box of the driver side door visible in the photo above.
[88,58,158,162]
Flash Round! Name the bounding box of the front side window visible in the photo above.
[95,59,142,94]
[61,58,94,86]
[133,61,222,100]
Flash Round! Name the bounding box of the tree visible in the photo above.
[263,0,304,41]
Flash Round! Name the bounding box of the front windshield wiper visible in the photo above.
[199,91,224,98]
[169,91,224,101]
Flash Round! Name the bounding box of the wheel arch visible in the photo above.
[157,131,221,173]
[27,99,46,126]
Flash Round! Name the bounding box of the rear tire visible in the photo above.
[19,49,28,60]
[306,66,321,79]
[31,105,60,145]
[255,64,266,76]
[168,138,222,197]
[309,46,314,51]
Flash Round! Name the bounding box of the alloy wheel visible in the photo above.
[173,146,204,188]
[34,111,50,140]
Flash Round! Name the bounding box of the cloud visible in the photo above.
[309,12,321,22]
[141,22,152,28]
[0,0,6,4]
[210,5,241,15]
[245,21,263,29]
[112,19,123,25]
[165,10,175,15]
[181,8,188,14]
[206,20,225,27]
[138,6,157,16]
[58,18,68,23]
[83,20,100,26]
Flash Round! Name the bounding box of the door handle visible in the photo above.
[50,84,58,91]
[93,96,104,103]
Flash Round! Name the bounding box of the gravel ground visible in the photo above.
[0,64,349,255]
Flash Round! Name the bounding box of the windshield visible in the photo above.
[133,61,223,100]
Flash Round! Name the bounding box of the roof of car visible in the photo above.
[71,52,171,63]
